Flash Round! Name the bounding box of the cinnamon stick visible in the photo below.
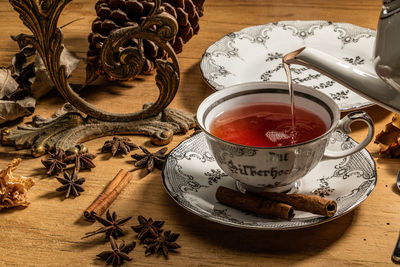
[84,169,133,220]
[256,192,337,217]
[215,186,294,220]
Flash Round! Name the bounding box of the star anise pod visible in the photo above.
[56,169,85,198]
[84,210,132,240]
[97,237,135,267]
[102,137,138,156]
[41,149,67,176]
[65,152,96,171]
[131,146,168,172]
[143,230,180,259]
[131,215,164,241]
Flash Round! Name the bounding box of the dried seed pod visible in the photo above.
[86,0,205,80]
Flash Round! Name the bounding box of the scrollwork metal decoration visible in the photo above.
[3,0,196,156]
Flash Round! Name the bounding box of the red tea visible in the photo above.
[210,103,327,147]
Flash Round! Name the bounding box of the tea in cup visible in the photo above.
[196,81,374,193]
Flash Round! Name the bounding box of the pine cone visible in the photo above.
[87,0,205,78]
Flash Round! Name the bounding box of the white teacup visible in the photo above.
[197,82,374,193]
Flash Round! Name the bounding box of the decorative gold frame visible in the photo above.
[2,0,195,156]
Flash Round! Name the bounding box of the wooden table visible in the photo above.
[0,0,397,266]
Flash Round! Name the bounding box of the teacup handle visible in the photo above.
[324,111,374,159]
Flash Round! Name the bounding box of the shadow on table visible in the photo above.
[163,192,356,260]
[0,150,32,160]
[178,60,214,112]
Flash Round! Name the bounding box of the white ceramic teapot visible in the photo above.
[284,0,400,113]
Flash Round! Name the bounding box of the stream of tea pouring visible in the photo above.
[282,61,296,145]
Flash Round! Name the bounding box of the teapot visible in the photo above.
[284,0,400,113]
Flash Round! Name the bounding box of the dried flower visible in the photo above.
[0,158,34,210]
[131,146,168,172]
[131,215,164,241]
[84,210,132,240]
[41,149,66,176]
[102,137,138,156]
[56,169,85,198]
[375,114,400,157]
[143,230,180,259]
[97,237,135,266]
[65,152,96,171]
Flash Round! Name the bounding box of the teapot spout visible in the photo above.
[283,47,400,113]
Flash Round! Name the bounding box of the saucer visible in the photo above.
[162,132,377,230]
[200,20,376,112]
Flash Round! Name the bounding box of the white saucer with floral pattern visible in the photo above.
[200,20,375,111]
[162,132,377,230]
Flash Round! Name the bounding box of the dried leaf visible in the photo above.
[0,69,19,99]
[31,48,80,98]
[0,97,35,124]
[12,63,35,99]
[0,66,36,124]
[11,45,36,98]
[11,45,36,77]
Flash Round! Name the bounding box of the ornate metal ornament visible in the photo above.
[1,103,195,157]
[4,0,195,156]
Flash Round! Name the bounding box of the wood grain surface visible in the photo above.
[0,0,397,266]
